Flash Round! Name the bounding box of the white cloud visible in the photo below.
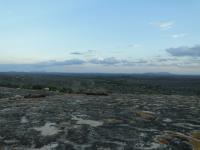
[128,44,143,48]
[71,50,96,55]
[151,21,175,30]
[172,33,187,38]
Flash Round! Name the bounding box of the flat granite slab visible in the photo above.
[0,88,200,150]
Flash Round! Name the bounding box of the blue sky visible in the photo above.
[0,0,200,74]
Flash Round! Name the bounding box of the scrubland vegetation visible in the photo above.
[0,72,200,96]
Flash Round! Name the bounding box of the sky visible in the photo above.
[0,0,200,74]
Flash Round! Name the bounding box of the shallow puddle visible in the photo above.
[28,143,58,150]
[33,123,60,136]
[21,116,28,123]
[72,115,103,127]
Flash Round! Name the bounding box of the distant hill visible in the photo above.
[142,72,173,76]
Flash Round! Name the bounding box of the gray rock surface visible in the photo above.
[0,87,200,150]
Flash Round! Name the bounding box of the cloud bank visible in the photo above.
[0,44,200,74]
[166,45,200,57]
